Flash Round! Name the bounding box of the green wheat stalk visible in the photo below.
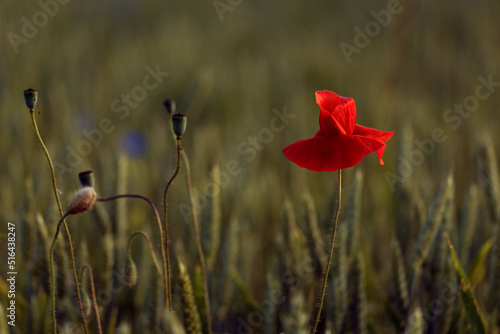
[148,264,159,333]
[405,307,424,334]
[349,252,368,333]
[395,125,416,251]
[282,200,307,271]
[178,258,203,334]
[345,169,363,257]
[0,304,8,334]
[163,310,187,334]
[282,292,309,334]
[302,193,327,277]
[181,148,213,334]
[217,216,240,319]
[408,174,454,319]
[262,272,279,334]
[101,232,115,297]
[440,254,457,334]
[114,155,129,263]
[488,225,500,313]
[390,238,408,329]
[476,137,500,223]
[204,164,222,271]
[446,233,486,334]
[458,184,479,263]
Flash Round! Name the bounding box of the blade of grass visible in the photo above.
[468,238,494,285]
[445,233,486,334]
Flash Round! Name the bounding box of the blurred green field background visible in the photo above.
[1,0,500,333]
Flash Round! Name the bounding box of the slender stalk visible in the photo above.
[311,169,342,334]
[49,213,68,334]
[181,149,213,334]
[80,264,103,334]
[31,111,89,334]
[127,231,164,283]
[97,195,168,304]
[163,138,182,310]
[405,269,419,322]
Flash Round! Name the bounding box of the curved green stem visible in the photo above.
[31,112,89,334]
[127,231,164,283]
[97,195,167,306]
[163,138,182,310]
[80,264,103,334]
[311,169,342,334]
[181,149,212,334]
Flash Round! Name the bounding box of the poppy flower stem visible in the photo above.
[163,138,182,310]
[311,169,342,334]
[80,264,103,334]
[126,231,165,285]
[49,213,69,334]
[96,194,168,307]
[31,112,89,334]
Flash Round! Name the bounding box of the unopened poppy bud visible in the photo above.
[24,88,38,112]
[164,98,176,114]
[79,290,92,318]
[67,187,97,215]
[171,113,187,139]
[123,257,138,288]
[78,170,95,188]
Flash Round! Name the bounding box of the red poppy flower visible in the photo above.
[282,90,393,172]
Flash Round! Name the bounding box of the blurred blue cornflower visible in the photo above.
[120,131,148,157]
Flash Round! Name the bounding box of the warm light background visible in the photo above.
[1,0,500,332]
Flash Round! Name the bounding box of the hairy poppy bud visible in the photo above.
[78,170,95,188]
[24,88,38,112]
[171,113,187,139]
[123,257,138,288]
[67,187,97,215]
[164,98,176,114]
[79,290,92,318]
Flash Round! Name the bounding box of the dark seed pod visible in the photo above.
[78,170,95,188]
[171,113,187,139]
[24,88,38,111]
[164,98,176,114]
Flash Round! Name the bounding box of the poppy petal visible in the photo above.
[354,125,393,164]
[282,134,385,172]
[319,110,346,136]
[316,90,357,136]
[354,124,394,143]
[374,144,387,165]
